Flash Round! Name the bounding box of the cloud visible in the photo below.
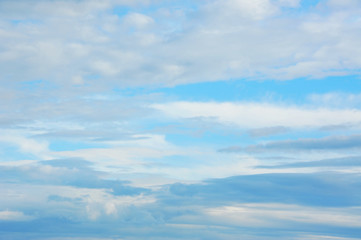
[0,157,149,197]
[153,101,361,129]
[220,134,361,153]
[122,12,154,29]
[258,156,361,169]
[0,130,50,160]
[276,0,301,8]
[204,203,361,228]
[0,210,34,221]
[0,0,361,89]
[1,170,361,239]
[216,0,279,21]
[1,1,361,239]
[248,126,289,137]
[295,235,360,240]
[166,172,361,207]
[308,92,361,109]
[0,182,155,222]
[326,0,361,9]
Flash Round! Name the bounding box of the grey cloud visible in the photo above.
[0,158,148,196]
[1,171,361,239]
[319,123,357,131]
[219,134,361,153]
[164,172,361,207]
[41,158,93,169]
[3,172,361,239]
[218,145,243,153]
[47,194,82,203]
[258,156,361,169]
[0,215,294,240]
[0,117,27,128]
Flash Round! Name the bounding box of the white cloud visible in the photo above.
[308,92,361,108]
[0,130,50,159]
[0,210,34,221]
[0,0,360,87]
[153,101,361,129]
[220,0,278,20]
[0,182,155,222]
[92,60,120,76]
[55,134,178,164]
[204,203,361,228]
[122,12,154,29]
[85,193,154,221]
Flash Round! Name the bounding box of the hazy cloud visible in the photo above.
[220,134,361,153]
[257,156,361,169]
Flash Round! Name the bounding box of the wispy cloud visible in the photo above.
[153,101,361,129]
[220,134,361,153]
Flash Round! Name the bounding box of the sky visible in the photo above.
[1,0,361,239]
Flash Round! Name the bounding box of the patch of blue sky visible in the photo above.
[279,0,347,19]
[0,145,37,161]
[112,0,200,17]
[111,0,323,22]
[112,6,131,18]
[48,140,108,152]
[10,19,42,25]
[162,123,340,152]
[155,75,361,104]
[19,79,56,91]
[299,0,322,8]
[276,0,322,14]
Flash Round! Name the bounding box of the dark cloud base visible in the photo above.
[1,169,361,239]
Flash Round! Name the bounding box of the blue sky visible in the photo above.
[1,0,361,239]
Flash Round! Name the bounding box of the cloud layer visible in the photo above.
[0,0,361,89]
[1,0,361,239]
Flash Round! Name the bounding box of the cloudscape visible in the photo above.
[1,0,361,239]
